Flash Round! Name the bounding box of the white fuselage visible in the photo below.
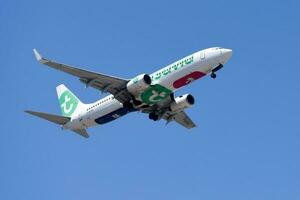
[63,47,232,130]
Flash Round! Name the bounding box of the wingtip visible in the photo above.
[24,110,35,115]
[33,49,47,63]
[33,49,41,60]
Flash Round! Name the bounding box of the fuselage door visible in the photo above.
[200,51,205,60]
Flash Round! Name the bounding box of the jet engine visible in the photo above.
[170,94,195,112]
[127,74,152,95]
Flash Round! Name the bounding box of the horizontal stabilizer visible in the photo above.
[72,129,89,138]
[25,110,70,125]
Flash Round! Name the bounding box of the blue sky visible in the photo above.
[1,0,299,199]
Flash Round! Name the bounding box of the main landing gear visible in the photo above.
[149,112,159,121]
[123,101,133,110]
[211,63,223,79]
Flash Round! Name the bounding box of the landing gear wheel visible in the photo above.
[149,113,159,121]
[123,101,133,109]
[132,99,142,106]
[211,72,216,79]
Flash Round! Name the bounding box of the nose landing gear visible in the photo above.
[211,64,223,79]
[210,72,216,79]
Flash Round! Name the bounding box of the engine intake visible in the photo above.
[127,74,152,95]
[170,94,195,112]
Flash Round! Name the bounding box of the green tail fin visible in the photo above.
[56,84,84,117]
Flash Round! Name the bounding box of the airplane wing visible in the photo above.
[33,49,131,103]
[140,93,196,129]
[172,111,196,129]
[163,111,196,129]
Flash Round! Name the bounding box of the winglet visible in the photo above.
[33,49,47,64]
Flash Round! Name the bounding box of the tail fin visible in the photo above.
[56,84,85,117]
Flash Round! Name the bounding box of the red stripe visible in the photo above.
[173,71,206,89]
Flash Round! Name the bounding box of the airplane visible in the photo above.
[26,47,232,138]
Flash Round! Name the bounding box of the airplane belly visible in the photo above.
[94,99,135,125]
[95,107,133,124]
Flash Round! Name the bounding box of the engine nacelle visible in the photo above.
[170,94,195,112]
[127,74,152,95]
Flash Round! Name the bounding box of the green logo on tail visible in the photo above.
[59,90,78,117]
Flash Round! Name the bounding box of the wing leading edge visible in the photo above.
[33,49,131,103]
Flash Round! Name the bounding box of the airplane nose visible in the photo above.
[222,49,232,57]
[220,48,232,64]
